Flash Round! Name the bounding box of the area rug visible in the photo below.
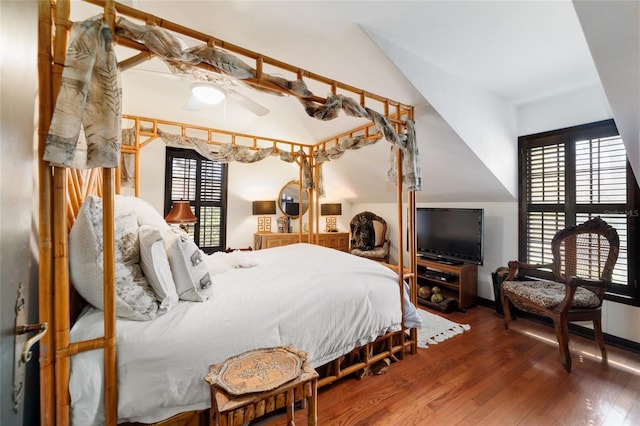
[417,309,471,348]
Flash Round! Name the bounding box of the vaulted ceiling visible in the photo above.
[72,1,639,204]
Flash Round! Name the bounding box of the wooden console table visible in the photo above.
[254,232,349,252]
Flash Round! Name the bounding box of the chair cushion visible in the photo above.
[502,280,600,309]
[351,246,387,260]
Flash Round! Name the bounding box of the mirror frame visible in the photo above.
[278,180,308,219]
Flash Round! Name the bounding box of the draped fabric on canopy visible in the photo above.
[44,14,421,193]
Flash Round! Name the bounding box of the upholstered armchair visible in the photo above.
[350,211,390,263]
[501,217,620,372]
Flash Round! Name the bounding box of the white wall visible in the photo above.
[518,83,612,136]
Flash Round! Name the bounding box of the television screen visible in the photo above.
[415,208,484,265]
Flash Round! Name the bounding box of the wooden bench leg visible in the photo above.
[307,379,317,426]
[287,403,295,425]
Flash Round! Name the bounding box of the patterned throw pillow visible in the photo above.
[69,195,158,321]
[139,225,179,310]
[164,228,213,302]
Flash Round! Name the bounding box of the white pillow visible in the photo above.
[69,195,158,321]
[164,228,213,302]
[116,195,170,231]
[139,225,179,310]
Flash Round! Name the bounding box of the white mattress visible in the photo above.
[69,243,421,424]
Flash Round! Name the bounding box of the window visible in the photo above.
[165,147,228,254]
[518,119,639,305]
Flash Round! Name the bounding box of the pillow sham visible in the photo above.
[69,195,158,321]
[139,225,179,310]
[164,228,213,302]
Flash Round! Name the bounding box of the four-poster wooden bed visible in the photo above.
[37,1,421,424]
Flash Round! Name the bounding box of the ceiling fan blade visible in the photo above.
[183,95,204,111]
[227,89,270,117]
[130,67,181,80]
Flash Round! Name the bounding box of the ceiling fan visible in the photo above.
[128,67,270,117]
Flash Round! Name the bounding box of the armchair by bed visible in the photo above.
[500,216,620,372]
[350,211,390,263]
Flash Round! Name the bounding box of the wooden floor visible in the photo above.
[259,305,640,425]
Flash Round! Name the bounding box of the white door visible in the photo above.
[1,1,39,424]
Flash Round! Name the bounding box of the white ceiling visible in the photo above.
[71,1,639,204]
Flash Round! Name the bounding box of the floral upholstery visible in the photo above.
[502,280,600,309]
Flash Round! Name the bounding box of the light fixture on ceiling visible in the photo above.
[190,82,225,105]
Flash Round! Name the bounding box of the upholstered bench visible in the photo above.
[205,346,318,426]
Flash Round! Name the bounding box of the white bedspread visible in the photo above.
[69,243,421,424]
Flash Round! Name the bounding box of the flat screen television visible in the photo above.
[415,207,484,265]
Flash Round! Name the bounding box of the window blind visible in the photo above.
[520,121,632,294]
[165,147,227,253]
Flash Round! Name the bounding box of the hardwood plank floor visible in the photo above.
[259,305,640,425]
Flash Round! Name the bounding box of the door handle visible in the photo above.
[16,322,48,363]
[13,283,48,412]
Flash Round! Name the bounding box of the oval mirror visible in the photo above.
[278,180,308,219]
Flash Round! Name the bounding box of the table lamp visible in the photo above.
[252,200,276,233]
[320,203,342,232]
[165,200,197,232]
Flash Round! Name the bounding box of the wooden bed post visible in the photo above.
[407,107,418,353]
[50,1,73,424]
[395,141,406,359]
[37,0,55,424]
[53,166,71,426]
[307,145,316,244]
[102,168,118,425]
[103,2,119,424]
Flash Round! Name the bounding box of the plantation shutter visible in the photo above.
[165,147,227,253]
[198,160,225,250]
[520,120,630,290]
[525,142,566,266]
[574,135,628,286]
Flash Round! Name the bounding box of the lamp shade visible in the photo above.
[252,200,276,215]
[165,201,197,224]
[320,203,342,216]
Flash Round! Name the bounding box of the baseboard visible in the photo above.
[477,297,640,355]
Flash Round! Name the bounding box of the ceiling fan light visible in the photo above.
[191,83,225,105]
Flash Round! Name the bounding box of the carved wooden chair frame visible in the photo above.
[501,216,620,372]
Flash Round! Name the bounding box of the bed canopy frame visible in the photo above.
[37,1,419,424]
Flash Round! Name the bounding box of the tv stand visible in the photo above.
[416,257,477,310]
